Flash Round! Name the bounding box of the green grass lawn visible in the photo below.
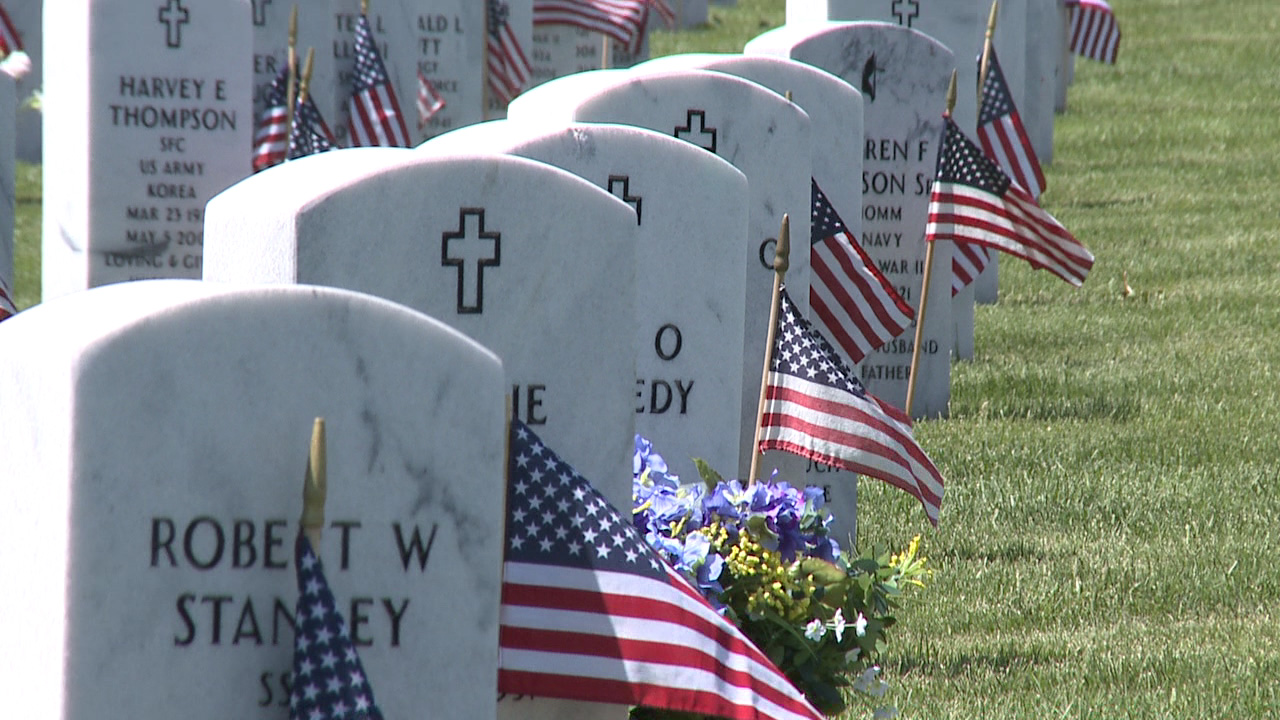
[11,0,1280,716]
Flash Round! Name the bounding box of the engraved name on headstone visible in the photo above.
[0,280,507,720]
[426,119,750,482]
[747,21,953,418]
[41,0,252,300]
[508,67,813,476]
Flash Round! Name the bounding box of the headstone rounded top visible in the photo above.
[209,146,636,234]
[0,279,501,369]
[746,19,952,56]
[211,147,413,214]
[509,66,812,128]
[638,52,862,102]
[423,118,749,190]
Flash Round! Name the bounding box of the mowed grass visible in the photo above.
[10,0,1280,716]
[680,0,1280,717]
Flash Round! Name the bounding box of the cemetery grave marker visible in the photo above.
[0,280,507,720]
[251,0,338,136]
[41,0,252,301]
[204,147,637,510]
[636,52,869,539]
[508,67,813,478]
[1024,0,1062,164]
[426,119,751,482]
[3,0,40,162]
[790,0,1029,313]
[529,23,648,88]
[747,21,954,419]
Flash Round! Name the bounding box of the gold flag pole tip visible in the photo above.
[301,418,327,540]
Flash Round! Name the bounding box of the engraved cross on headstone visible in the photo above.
[891,0,920,27]
[158,0,191,48]
[674,110,718,154]
[251,0,272,26]
[441,208,501,314]
[607,175,642,226]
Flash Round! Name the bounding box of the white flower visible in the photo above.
[0,51,31,80]
[803,618,827,641]
[854,611,868,637]
[830,608,847,641]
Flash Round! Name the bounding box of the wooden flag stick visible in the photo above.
[284,5,299,159]
[906,71,958,417]
[978,0,999,111]
[300,418,327,549]
[361,0,370,15]
[298,47,315,105]
[748,214,791,482]
[601,35,611,69]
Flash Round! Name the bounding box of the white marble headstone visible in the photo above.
[530,23,648,88]
[486,0,534,120]
[792,0,1028,311]
[204,148,637,508]
[5,0,40,162]
[1024,0,1061,165]
[747,21,953,419]
[426,119,750,483]
[636,52,868,537]
[412,0,487,140]
[41,0,252,301]
[509,67,813,478]
[250,0,338,133]
[0,280,506,720]
[1,73,13,301]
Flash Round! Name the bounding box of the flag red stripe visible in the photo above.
[0,6,22,54]
[761,383,943,504]
[928,184,1092,284]
[500,626,815,717]
[499,563,823,719]
[817,231,914,332]
[759,412,943,514]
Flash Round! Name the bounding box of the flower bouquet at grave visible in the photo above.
[630,437,930,719]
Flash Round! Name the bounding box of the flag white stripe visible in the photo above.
[761,380,944,502]
[502,563,820,719]
[928,184,1093,283]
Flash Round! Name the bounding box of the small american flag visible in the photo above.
[346,14,411,148]
[0,276,16,321]
[951,242,990,296]
[500,420,824,720]
[809,179,914,365]
[291,535,384,720]
[978,48,1045,199]
[416,69,446,129]
[1065,0,1120,64]
[759,288,944,526]
[650,0,675,28]
[289,93,338,161]
[927,117,1094,287]
[0,4,22,56]
[487,0,532,106]
[252,64,291,172]
[533,0,649,54]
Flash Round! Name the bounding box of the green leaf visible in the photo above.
[691,457,724,492]
[800,557,847,584]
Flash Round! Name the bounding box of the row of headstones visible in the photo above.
[0,0,714,165]
[12,27,948,720]
[5,12,1075,720]
[31,1,1076,546]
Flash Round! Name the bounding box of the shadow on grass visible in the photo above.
[888,645,1065,679]
[942,538,1049,565]
[950,391,1141,423]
